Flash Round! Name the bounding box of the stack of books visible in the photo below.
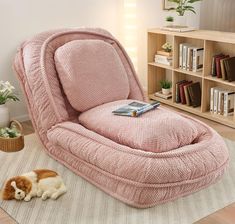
[210,88,235,116]
[175,80,201,107]
[211,54,235,82]
[154,50,172,66]
[179,43,204,72]
[154,91,172,100]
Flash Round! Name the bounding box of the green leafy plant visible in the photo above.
[168,0,202,16]
[162,42,172,52]
[166,16,174,22]
[0,81,19,105]
[0,125,21,138]
[160,80,172,89]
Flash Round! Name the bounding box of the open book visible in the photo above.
[112,101,160,117]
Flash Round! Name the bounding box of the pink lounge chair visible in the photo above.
[14,28,229,208]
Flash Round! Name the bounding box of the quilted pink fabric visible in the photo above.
[13,28,229,208]
[55,40,130,112]
[78,100,208,153]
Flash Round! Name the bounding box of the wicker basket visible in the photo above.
[0,120,24,152]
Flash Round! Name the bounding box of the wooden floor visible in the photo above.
[0,107,235,224]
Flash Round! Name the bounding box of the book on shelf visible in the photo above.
[211,54,224,76]
[161,26,196,32]
[192,48,204,72]
[175,80,187,103]
[223,57,235,82]
[184,83,193,106]
[179,81,192,104]
[220,57,229,80]
[154,91,172,100]
[154,54,172,66]
[112,101,160,117]
[224,91,235,116]
[215,55,229,78]
[187,47,194,71]
[179,44,204,72]
[187,82,201,108]
[157,50,172,57]
[210,88,235,117]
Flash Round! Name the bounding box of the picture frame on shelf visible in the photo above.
[163,0,176,10]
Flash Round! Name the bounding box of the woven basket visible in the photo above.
[0,120,24,152]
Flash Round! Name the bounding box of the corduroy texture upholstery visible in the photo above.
[78,100,208,153]
[14,28,229,208]
[55,40,130,112]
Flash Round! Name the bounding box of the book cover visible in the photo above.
[216,55,229,78]
[175,80,187,103]
[187,47,194,71]
[112,101,160,117]
[156,51,172,57]
[220,57,229,80]
[223,57,235,82]
[183,44,192,70]
[193,48,204,72]
[224,91,235,116]
[211,54,224,76]
[184,83,193,106]
[218,90,226,115]
[210,87,214,113]
[180,81,192,104]
[187,82,201,107]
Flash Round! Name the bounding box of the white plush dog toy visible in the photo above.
[1,169,67,201]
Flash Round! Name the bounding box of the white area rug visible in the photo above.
[0,134,234,224]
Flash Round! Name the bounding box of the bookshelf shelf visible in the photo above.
[148,62,172,70]
[174,68,202,78]
[148,29,235,128]
[204,76,235,87]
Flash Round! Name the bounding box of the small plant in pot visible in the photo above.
[167,0,202,27]
[160,80,172,95]
[0,81,19,128]
[165,16,174,27]
[162,42,172,53]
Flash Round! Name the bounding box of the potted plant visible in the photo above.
[0,81,19,128]
[168,0,202,26]
[162,42,172,53]
[160,80,172,95]
[0,120,24,152]
[166,16,174,27]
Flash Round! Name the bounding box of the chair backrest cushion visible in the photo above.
[55,39,130,112]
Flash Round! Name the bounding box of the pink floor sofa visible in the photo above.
[14,28,229,208]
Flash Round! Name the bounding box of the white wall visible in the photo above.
[0,0,200,120]
[0,0,121,120]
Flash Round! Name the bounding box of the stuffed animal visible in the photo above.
[1,169,67,201]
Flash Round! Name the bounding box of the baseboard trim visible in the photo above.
[12,114,30,122]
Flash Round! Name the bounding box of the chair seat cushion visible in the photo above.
[55,39,130,112]
[78,100,208,153]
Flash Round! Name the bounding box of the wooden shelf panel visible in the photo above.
[148,62,173,70]
[148,28,235,44]
[204,76,235,87]
[174,68,203,78]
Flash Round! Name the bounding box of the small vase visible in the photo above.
[162,88,171,95]
[177,15,187,27]
[0,104,10,128]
